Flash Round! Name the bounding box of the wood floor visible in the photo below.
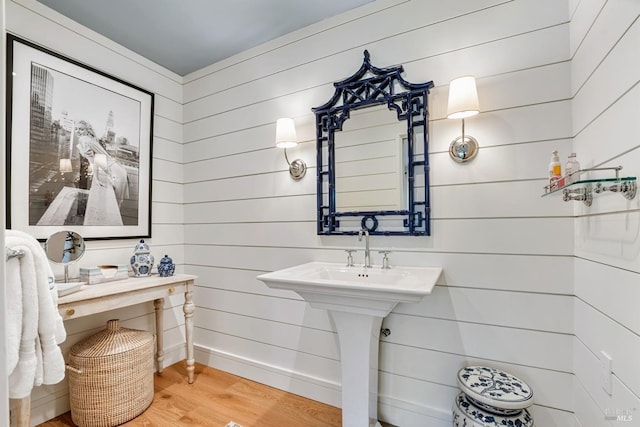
[39,362,342,427]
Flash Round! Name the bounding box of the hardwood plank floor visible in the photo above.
[39,362,342,427]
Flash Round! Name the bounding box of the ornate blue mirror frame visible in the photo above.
[312,51,434,236]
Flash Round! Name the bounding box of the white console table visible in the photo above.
[10,274,196,427]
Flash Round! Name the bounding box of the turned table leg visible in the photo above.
[183,281,195,383]
[153,298,165,373]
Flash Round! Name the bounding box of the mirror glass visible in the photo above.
[313,51,433,235]
[333,105,407,212]
[45,230,85,264]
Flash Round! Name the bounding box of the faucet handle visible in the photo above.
[345,250,356,267]
[378,251,391,269]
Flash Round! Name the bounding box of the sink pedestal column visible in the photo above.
[330,310,384,427]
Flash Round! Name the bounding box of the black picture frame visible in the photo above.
[6,34,154,240]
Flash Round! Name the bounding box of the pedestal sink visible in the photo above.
[257,262,442,427]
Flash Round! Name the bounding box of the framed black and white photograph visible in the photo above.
[6,35,154,240]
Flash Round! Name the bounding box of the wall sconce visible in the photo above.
[59,158,72,173]
[447,75,480,163]
[275,117,306,180]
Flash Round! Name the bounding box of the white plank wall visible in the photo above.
[570,0,640,426]
[5,0,186,423]
[183,0,575,425]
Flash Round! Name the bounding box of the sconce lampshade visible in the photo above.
[446,75,480,119]
[275,118,297,148]
[59,158,73,173]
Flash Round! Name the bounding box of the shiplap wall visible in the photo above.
[5,0,186,423]
[183,0,576,425]
[570,0,640,425]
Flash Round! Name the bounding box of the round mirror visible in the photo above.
[45,231,85,282]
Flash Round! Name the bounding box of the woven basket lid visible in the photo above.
[457,366,533,411]
[70,319,153,358]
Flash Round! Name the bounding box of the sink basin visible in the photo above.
[257,261,442,316]
[257,261,442,427]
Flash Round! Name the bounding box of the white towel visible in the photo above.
[6,230,66,344]
[5,230,67,398]
[5,255,23,375]
[7,244,39,398]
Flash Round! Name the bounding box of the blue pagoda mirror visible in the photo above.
[312,51,434,236]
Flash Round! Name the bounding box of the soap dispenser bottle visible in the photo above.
[548,150,562,187]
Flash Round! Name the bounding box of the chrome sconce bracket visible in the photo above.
[284,148,306,180]
[449,134,479,163]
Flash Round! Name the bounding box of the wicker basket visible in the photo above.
[67,319,154,427]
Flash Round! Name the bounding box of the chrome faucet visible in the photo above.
[358,229,371,268]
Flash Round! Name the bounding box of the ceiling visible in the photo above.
[36,0,374,76]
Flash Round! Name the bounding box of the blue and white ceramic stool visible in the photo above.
[453,366,534,427]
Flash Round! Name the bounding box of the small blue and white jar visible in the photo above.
[130,239,154,277]
[157,254,175,277]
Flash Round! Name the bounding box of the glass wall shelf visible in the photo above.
[541,166,636,206]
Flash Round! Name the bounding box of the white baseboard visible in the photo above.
[194,344,455,426]
[379,394,452,422]
[160,341,187,369]
[194,345,579,427]
[194,344,342,407]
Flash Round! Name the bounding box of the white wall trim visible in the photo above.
[379,393,452,422]
[194,344,341,401]
[196,344,456,423]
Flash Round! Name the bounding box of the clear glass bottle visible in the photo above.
[565,152,580,184]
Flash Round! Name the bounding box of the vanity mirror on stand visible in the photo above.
[45,230,85,295]
[313,50,434,235]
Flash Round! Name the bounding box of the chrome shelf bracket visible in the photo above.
[594,180,637,200]
[563,184,593,206]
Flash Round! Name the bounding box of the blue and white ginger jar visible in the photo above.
[130,239,154,277]
[157,254,175,277]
